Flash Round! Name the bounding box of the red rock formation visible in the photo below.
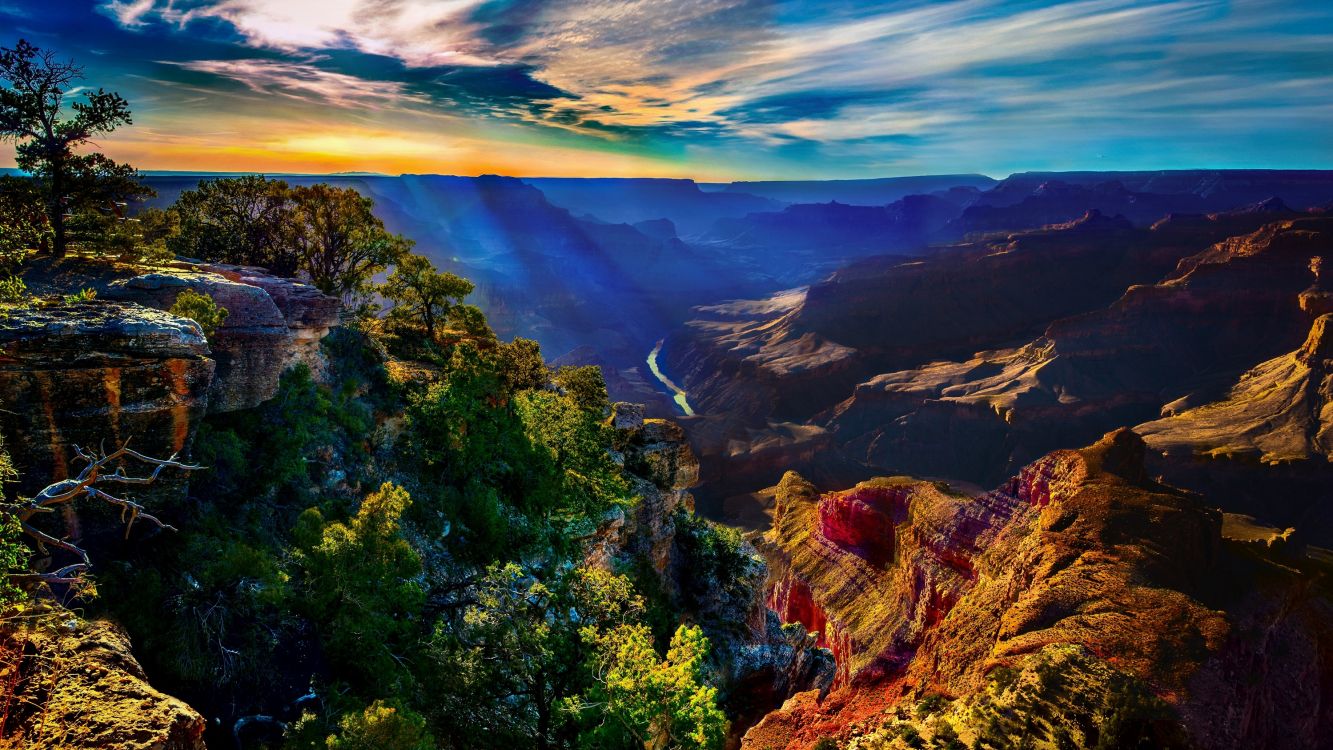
[746,430,1333,750]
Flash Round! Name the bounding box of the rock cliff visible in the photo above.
[745,430,1333,750]
[590,404,835,742]
[0,616,206,749]
[0,302,214,496]
[2,262,339,492]
[828,215,1333,488]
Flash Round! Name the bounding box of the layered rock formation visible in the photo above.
[2,262,339,492]
[745,430,1333,750]
[669,207,1312,516]
[0,617,206,749]
[105,263,340,412]
[0,302,214,496]
[828,215,1333,488]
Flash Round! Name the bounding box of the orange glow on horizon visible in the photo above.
[0,125,742,181]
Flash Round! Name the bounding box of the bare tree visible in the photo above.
[6,442,199,588]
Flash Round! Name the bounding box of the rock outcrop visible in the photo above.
[0,302,214,496]
[0,616,206,749]
[743,430,1333,750]
[105,263,340,412]
[828,215,1333,488]
[1,262,340,492]
[590,405,834,742]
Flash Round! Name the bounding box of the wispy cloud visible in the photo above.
[165,58,428,110]
[51,0,1333,176]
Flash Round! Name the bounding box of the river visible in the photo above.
[646,339,695,416]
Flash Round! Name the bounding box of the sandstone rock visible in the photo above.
[624,418,701,490]
[105,264,340,412]
[1,617,206,749]
[745,430,1333,750]
[0,302,214,494]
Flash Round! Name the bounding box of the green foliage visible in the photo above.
[0,175,48,265]
[554,365,610,415]
[61,287,97,304]
[0,274,28,303]
[514,388,629,523]
[405,340,626,562]
[0,433,26,609]
[498,337,549,392]
[579,623,728,750]
[170,175,299,273]
[290,183,413,305]
[296,483,425,694]
[0,40,143,257]
[169,288,229,338]
[326,700,435,750]
[426,563,644,748]
[381,253,475,341]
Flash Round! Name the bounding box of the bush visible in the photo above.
[169,288,229,338]
[327,700,435,750]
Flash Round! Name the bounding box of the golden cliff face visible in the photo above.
[747,429,1333,750]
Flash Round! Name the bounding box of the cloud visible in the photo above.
[76,0,1333,176]
[165,58,428,110]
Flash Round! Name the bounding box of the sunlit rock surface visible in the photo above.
[0,618,206,750]
[745,430,1333,750]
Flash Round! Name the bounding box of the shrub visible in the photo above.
[169,288,229,338]
[327,700,435,750]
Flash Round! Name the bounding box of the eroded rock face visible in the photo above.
[589,408,834,742]
[105,264,340,412]
[1,618,206,750]
[829,215,1333,487]
[0,302,214,495]
[746,430,1333,750]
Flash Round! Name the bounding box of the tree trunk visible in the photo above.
[49,167,66,258]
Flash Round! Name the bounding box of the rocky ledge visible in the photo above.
[105,263,341,412]
[1,617,206,749]
[745,429,1333,750]
[0,302,214,494]
[1,264,339,491]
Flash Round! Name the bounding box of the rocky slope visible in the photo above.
[744,430,1333,750]
[0,616,206,749]
[827,214,1333,489]
[668,207,1312,516]
[1,261,339,494]
[590,404,835,742]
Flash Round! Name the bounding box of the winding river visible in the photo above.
[646,339,696,416]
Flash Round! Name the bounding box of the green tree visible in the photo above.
[0,40,140,257]
[580,623,728,750]
[382,253,475,340]
[427,563,644,749]
[296,482,426,694]
[169,175,298,273]
[0,174,48,268]
[498,337,549,392]
[169,288,229,338]
[290,183,412,304]
[514,389,628,524]
[0,433,26,608]
[326,700,435,750]
[554,365,610,415]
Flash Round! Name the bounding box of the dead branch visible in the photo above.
[6,441,201,589]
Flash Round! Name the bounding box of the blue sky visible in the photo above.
[2,0,1331,179]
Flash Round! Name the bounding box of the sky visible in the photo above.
[1,0,1331,179]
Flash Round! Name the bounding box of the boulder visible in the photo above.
[1,617,206,749]
[0,302,213,494]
